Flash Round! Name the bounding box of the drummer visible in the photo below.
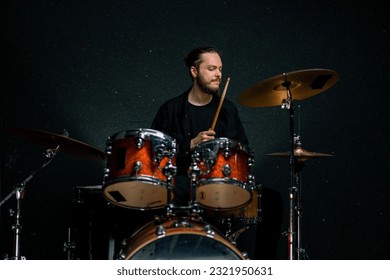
[151,45,249,206]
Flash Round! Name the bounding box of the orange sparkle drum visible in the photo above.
[103,129,176,210]
[117,217,246,260]
[193,138,255,210]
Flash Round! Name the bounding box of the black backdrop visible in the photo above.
[1,0,389,260]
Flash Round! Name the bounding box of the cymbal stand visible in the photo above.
[280,73,298,260]
[294,154,309,259]
[0,147,58,259]
[292,137,310,260]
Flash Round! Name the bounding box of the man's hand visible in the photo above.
[190,130,216,150]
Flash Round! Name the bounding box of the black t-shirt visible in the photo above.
[188,100,216,138]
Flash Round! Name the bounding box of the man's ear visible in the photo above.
[190,66,197,78]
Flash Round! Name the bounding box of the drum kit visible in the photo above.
[1,68,338,260]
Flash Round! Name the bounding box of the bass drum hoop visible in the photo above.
[118,218,247,260]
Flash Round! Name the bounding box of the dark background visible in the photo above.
[1,0,389,260]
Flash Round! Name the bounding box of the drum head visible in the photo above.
[129,234,243,260]
[103,181,168,209]
[197,183,252,210]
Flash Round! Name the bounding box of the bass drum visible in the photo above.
[117,217,247,260]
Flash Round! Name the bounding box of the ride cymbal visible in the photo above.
[238,68,339,107]
[8,127,106,161]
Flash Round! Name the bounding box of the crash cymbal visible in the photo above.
[8,127,106,161]
[266,146,333,162]
[238,68,339,107]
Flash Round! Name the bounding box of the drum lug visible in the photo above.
[222,164,231,177]
[171,140,177,155]
[247,157,255,167]
[222,146,231,158]
[152,144,167,164]
[163,160,177,177]
[204,224,215,237]
[242,252,249,260]
[136,137,144,149]
[105,144,112,155]
[156,224,166,237]
[174,219,190,228]
[105,135,113,154]
[203,148,216,172]
[247,174,256,186]
[103,167,110,177]
[133,161,142,173]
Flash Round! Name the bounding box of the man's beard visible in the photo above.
[196,75,220,95]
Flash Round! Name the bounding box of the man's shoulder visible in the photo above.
[160,91,188,108]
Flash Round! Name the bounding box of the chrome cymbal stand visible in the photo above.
[292,136,310,260]
[294,153,308,259]
[280,73,298,260]
[0,147,57,259]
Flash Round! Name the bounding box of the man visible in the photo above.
[151,46,249,206]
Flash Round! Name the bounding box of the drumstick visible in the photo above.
[210,77,230,131]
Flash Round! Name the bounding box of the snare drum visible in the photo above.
[103,128,176,210]
[192,138,255,210]
[117,217,247,259]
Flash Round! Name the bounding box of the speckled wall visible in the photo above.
[1,0,389,259]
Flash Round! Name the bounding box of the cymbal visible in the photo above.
[266,146,333,162]
[8,127,106,161]
[238,68,339,107]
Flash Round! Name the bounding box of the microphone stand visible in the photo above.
[0,147,58,260]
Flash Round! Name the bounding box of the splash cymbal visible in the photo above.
[9,127,106,161]
[238,68,339,107]
[266,146,333,162]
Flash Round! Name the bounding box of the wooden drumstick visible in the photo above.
[210,77,230,131]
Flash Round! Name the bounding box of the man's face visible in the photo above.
[195,52,222,95]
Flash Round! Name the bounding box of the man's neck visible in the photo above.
[188,85,213,106]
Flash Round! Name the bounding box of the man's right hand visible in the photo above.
[190,130,216,150]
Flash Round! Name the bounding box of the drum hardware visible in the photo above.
[266,136,333,260]
[187,154,202,212]
[238,69,338,259]
[161,158,203,219]
[5,127,107,259]
[226,225,250,245]
[162,156,177,217]
[63,227,77,260]
[0,145,58,260]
